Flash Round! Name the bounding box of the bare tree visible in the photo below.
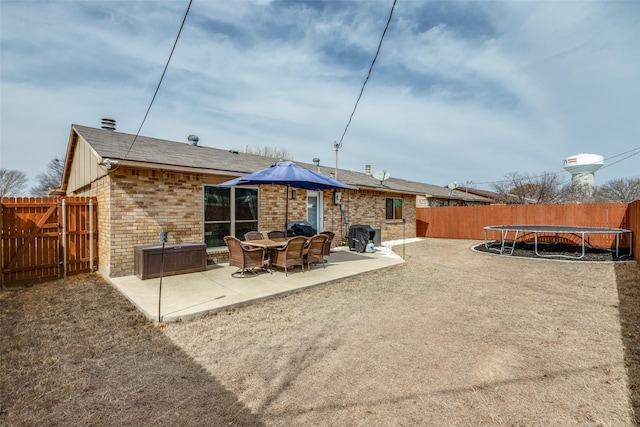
[491,171,568,204]
[242,145,293,160]
[0,169,29,197]
[562,181,599,203]
[595,177,640,202]
[31,156,65,196]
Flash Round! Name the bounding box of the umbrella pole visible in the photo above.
[285,184,289,233]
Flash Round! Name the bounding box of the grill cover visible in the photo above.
[348,225,376,253]
[287,221,317,237]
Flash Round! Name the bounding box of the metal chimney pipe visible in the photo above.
[101,118,116,131]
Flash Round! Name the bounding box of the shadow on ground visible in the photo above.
[476,241,633,261]
[615,262,640,425]
[0,274,261,426]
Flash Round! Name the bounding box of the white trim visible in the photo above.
[306,190,323,233]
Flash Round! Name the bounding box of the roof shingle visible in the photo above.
[73,124,491,202]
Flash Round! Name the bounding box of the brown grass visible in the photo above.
[1,238,638,426]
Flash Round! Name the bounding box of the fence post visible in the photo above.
[89,198,94,272]
[61,198,67,279]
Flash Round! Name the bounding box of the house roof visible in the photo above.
[67,124,490,202]
[457,186,523,204]
[387,178,493,203]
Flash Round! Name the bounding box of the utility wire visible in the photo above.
[472,170,566,186]
[336,0,396,148]
[472,146,640,187]
[603,145,640,161]
[600,146,640,170]
[119,0,193,164]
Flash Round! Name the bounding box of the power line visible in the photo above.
[336,0,396,149]
[472,146,640,187]
[600,146,640,170]
[472,170,567,186]
[119,0,193,164]
[603,145,640,161]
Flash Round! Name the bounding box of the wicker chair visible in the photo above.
[267,230,286,241]
[224,236,266,277]
[270,236,306,276]
[303,234,328,271]
[244,231,264,241]
[319,231,335,257]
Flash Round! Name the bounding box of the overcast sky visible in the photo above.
[1,0,639,191]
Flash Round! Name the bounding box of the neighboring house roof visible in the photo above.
[60,124,487,202]
[392,179,493,203]
[457,186,524,204]
[455,186,505,203]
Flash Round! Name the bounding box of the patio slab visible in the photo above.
[109,242,411,321]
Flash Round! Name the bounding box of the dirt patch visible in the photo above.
[615,262,640,425]
[0,275,259,426]
[2,238,638,426]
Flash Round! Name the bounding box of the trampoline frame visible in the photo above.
[483,225,633,260]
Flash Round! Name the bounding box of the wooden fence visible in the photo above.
[629,200,640,262]
[417,202,638,262]
[1,197,98,286]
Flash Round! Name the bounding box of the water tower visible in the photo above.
[563,153,604,188]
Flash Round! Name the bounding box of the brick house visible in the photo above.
[57,124,440,277]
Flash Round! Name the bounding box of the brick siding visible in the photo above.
[87,168,416,277]
[100,169,203,276]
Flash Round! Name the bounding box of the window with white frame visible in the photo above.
[204,186,258,247]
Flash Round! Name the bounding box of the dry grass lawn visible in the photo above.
[2,238,639,426]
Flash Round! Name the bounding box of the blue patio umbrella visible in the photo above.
[220,161,358,231]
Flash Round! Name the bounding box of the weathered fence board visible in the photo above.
[1,197,98,286]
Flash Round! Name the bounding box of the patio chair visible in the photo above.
[303,234,328,271]
[320,231,335,257]
[270,236,307,276]
[244,231,264,241]
[267,230,287,241]
[224,236,267,277]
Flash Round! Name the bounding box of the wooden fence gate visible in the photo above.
[1,197,98,286]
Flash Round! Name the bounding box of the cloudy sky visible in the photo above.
[1,0,639,191]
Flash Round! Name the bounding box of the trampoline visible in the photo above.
[483,225,633,260]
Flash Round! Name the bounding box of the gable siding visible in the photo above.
[68,136,106,194]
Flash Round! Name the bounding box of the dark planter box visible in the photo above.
[134,243,207,280]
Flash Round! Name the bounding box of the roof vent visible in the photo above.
[187,135,199,146]
[365,164,371,175]
[101,118,116,131]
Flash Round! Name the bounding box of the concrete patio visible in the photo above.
[109,242,413,321]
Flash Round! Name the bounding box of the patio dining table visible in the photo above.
[240,238,289,249]
[240,238,291,273]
